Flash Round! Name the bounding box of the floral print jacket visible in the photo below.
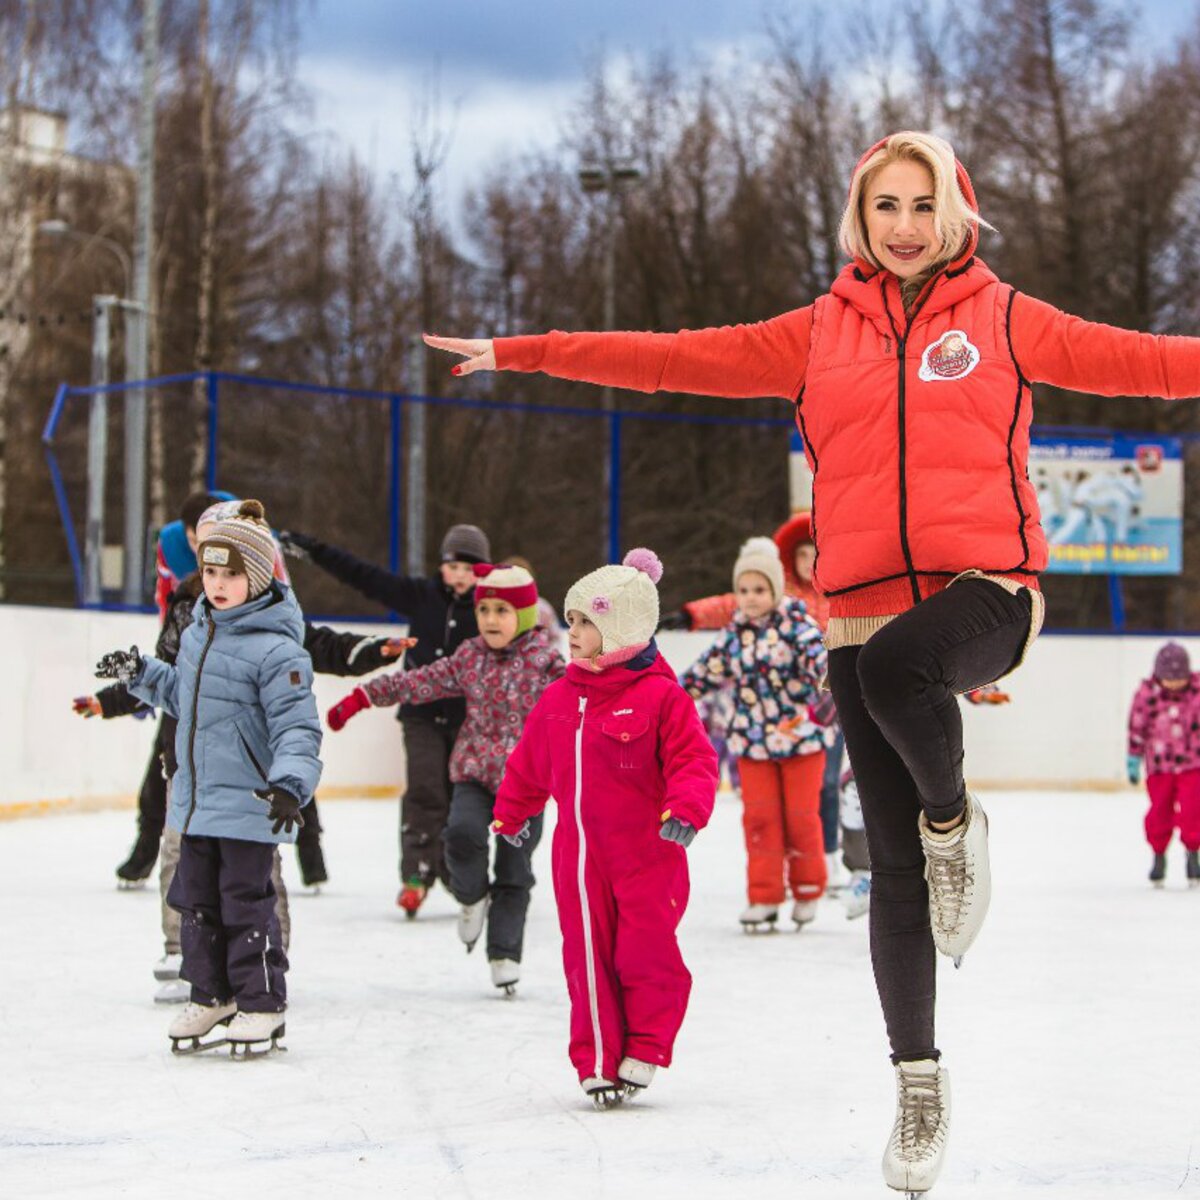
[681,598,828,760]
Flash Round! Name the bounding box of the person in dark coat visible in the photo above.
[279,522,490,914]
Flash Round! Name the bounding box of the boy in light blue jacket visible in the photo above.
[97,499,322,1055]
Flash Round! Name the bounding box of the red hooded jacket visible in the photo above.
[495,148,1200,620]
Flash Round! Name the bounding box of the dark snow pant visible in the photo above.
[442,781,544,962]
[135,716,174,840]
[168,834,288,1012]
[827,578,1032,1063]
[399,714,460,887]
[819,729,845,854]
[296,794,323,852]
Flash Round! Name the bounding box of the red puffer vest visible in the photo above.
[797,154,1045,617]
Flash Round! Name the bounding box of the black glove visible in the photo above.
[659,815,697,848]
[277,530,317,562]
[656,610,692,632]
[95,644,143,684]
[254,785,306,835]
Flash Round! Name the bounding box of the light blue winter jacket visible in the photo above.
[130,582,323,845]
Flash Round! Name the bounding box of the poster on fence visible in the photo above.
[1029,433,1183,574]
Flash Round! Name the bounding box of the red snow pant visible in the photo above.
[552,832,692,1084]
[1145,769,1200,853]
[739,752,827,904]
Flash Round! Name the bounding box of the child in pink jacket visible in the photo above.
[1127,641,1200,888]
[492,549,718,1108]
[327,564,565,992]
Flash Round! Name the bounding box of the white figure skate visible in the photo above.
[842,870,872,920]
[458,896,490,952]
[791,899,818,929]
[168,1000,236,1055]
[919,792,991,967]
[882,1058,951,1196]
[490,958,519,997]
[581,1076,623,1110]
[739,903,779,933]
[226,1010,286,1058]
[617,1056,656,1100]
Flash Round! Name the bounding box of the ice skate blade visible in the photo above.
[740,920,779,934]
[952,955,963,969]
[117,878,149,891]
[303,884,324,895]
[494,983,517,998]
[229,1025,286,1059]
[403,909,418,920]
[589,1088,624,1110]
[170,1030,232,1056]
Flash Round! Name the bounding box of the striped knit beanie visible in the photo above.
[473,563,539,635]
[198,499,277,600]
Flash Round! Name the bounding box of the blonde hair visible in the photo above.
[838,131,993,287]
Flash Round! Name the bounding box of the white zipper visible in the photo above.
[573,694,604,1080]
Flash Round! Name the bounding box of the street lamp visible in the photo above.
[37,219,144,605]
[577,160,643,562]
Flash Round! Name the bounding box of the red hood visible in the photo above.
[849,135,980,276]
[774,513,813,595]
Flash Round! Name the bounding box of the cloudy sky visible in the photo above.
[291,0,1200,210]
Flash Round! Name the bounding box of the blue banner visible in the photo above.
[1030,434,1183,574]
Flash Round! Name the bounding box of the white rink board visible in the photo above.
[0,604,1195,813]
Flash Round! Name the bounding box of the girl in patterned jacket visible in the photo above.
[327,564,565,993]
[1127,642,1200,889]
[681,538,829,931]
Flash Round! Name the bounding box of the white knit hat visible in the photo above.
[733,536,784,603]
[564,548,663,663]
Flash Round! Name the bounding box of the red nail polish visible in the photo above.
[451,365,462,376]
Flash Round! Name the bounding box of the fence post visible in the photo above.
[1107,574,1127,633]
[84,297,114,606]
[608,411,622,566]
[205,372,219,491]
[389,393,402,576]
[405,337,427,575]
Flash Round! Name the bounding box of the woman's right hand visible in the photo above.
[423,333,495,376]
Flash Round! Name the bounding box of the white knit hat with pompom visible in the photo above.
[564,548,663,662]
[733,536,784,604]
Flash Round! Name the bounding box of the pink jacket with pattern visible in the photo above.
[364,626,565,794]
[1127,673,1200,776]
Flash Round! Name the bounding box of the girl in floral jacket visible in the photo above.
[1127,641,1200,888]
[682,538,828,930]
[327,564,564,993]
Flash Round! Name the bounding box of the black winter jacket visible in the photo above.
[294,535,478,724]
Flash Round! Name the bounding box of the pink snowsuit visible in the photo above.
[494,652,718,1084]
[1128,673,1200,852]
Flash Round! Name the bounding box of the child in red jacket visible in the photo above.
[492,549,718,1108]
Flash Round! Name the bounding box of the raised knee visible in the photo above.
[856,629,932,711]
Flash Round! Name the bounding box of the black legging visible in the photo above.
[827,578,1033,1062]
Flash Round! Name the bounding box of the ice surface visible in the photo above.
[2,791,1197,1198]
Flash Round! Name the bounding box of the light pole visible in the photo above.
[37,220,144,605]
[578,161,642,562]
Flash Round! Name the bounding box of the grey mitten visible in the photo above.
[95,644,143,684]
[659,816,696,848]
[498,820,532,849]
[277,530,316,562]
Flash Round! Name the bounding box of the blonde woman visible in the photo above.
[425,131,1200,1195]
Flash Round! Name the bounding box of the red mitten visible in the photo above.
[327,686,371,731]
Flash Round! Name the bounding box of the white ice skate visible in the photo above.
[458,896,490,952]
[882,1058,951,1196]
[617,1056,656,1100]
[490,958,519,997]
[581,1076,623,1110]
[919,791,991,967]
[168,1000,236,1054]
[843,870,872,920]
[791,899,819,928]
[154,977,190,1004]
[226,1010,286,1057]
[739,903,779,933]
[153,952,182,981]
[825,851,845,896]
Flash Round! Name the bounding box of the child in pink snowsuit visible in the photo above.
[493,549,718,1107]
[1127,641,1200,888]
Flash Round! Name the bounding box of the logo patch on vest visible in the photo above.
[918,330,980,382]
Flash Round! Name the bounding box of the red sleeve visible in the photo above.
[494,703,553,833]
[657,684,719,831]
[363,650,463,707]
[1010,292,1200,399]
[493,307,814,401]
[682,592,738,631]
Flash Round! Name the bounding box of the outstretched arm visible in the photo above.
[424,306,814,401]
[493,705,553,834]
[1011,293,1200,398]
[657,686,719,832]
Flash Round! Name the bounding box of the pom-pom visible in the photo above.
[591,596,612,614]
[623,547,663,583]
[238,499,266,521]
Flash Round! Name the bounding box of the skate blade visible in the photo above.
[171,1034,229,1055]
[952,955,963,969]
[740,923,778,934]
[303,884,324,895]
[117,878,149,891]
[495,984,517,998]
[229,1028,287,1059]
[589,1088,624,1110]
